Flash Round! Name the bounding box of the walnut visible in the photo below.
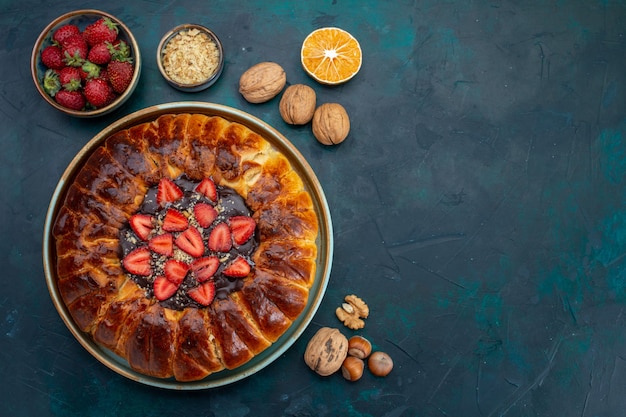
[336,294,369,330]
[303,327,348,376]
[311,103,350,145]
[239,62,286,103]
[279,84,317,125]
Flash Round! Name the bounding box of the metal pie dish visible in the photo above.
[42,102,333,389]
[31,9,141,117]
[157,24,224,92]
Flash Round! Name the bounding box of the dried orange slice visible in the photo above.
[301,27,362,85]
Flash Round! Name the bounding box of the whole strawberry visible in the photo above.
[87,42,112,65]
[84,77,116,108]
[52,24,80,45]
[107,59,134,94]
[55,89,85,111]
[83,17,119,47]
[42,69,61,97]
[58,66,82,90]
[61,33,88,66]
[41,45,64,69]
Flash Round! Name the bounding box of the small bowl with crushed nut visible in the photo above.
[157,24,224,92]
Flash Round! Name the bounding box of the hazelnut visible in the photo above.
[341,356,364,381]
[303,327,348,376]
[312,103,350,145]
[347,335,372,359]
[239,62,286,103]
[368,351,393,377]
[279,84,317,125]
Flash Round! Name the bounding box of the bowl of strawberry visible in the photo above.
[31,10,141,117]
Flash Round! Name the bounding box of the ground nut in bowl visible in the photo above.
[31,9,141,117]
[157,24,224,92]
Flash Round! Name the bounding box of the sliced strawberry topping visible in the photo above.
[229,216,256,245]
[196,178,217,201]
[194,203,218,228]
[157,178,184,207]
[208,222,232,252]
[153,276,178,301]
[164,259,189,285]
[188,281,216,306]
[222,256,251,277]
[129,213,153,241]
[191,256,219,282]
[162,208,188,232]
[148,233,173,256]
[175,227,205,257]
[122,247,152,276]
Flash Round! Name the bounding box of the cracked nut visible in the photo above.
[239,62,286,103]
[279,84,317,125]
[312,102,350,145]
[303,327,348,376]
[336,294,369,330]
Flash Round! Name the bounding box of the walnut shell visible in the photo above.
[304,327,348,376]
[279,84,317,125]
[239,62,286,103]
[312,103,350,145]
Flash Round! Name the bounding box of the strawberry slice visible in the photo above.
[196,178,217,201]
[122,247,152,276]
[188,281,216,306]
[162,208,188,232]
[229,216,256,245]
[194,203,218,228]
[164,259,189,285]
[129,213,153,241]
[208,222,232,252]
[223,256,251,278]
[175,227,205,257]
[157,178,184,207]
[153,276,179,301]
[148,233,173,256]
[191,256,219,282]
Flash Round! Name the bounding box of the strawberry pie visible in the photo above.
[52,113,319,381]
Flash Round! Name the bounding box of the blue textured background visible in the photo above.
[2,0,626,415]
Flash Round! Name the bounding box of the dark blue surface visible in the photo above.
[3,0,626,415]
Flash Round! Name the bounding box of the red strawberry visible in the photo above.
[188,281,216,306]
[52,24,80,45]
[41,45,64,69]
[87,42,112,65]
[61,33,88,66]
[194,203,218,228]
[196,178,217,201]
[107,59,134,94]
[229,216,256,245]
[122,247,152,276]
[208,222,232,252]
[129,213,153,241]
[153,276,178,301]
[148,233,173,256]
[191,256,219,282]
[157,178,184,207]
[223,256,251,277]
[164,259,189,285]
[83,77,116,108]
[55,89,85,110]
[83,17,119,47]
[175,227,205,258]
[58,66,82,90]
[162,208,188,232]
